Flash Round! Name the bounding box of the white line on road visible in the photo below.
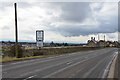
[108,52,118,78]
[102,51,118,78]
[42,59,89,78]
[3,49,97,67]
[20,51,109,78]
[66,61,72,65]
[3,55,71,71]
[20,52,100,77]
[3,51,99,71]
[42,53,105,78]
[19,56,86,77]
[23,75,36,80]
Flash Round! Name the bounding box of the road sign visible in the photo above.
[37,41,43,47]
[36,30,44,47]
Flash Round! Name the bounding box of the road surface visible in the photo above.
[2,48,118,79]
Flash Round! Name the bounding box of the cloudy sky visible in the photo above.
[0,1,118,43]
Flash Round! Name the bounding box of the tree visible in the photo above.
[64,43,68,46]
[50,41,54,46]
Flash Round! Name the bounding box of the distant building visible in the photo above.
[98,40,106,47]
[87,36,120,48]
[106,41,114,47]
[87,37,106,48]
[87,37,98,47]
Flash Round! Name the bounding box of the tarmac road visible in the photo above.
[2,48,118,79]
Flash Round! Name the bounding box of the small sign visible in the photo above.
[37,41,43,47]
[36,30,44,47]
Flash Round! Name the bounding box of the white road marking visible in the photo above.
[4,50,92,67]
[108,53,118,78]
[3,49,113,78]
[28,75,36,78]
[42,53,105,78]
[83,53,113,78]
[3,51,97,71]
[3,49,100,67]
[42,59,88,78]
[20,56,86,77]
[23,75,36,80]
[3,55,71,71]
[20,52,96,77]
[89,51,94,52]
[20,51,108,77]
[102,51,118,78]
[66,62,72,65]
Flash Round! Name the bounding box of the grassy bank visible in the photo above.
[1,55,51,63]
[2,46,102,63]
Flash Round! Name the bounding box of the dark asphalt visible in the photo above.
[2,48,118,79]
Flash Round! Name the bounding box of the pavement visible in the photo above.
[1,48,118,79]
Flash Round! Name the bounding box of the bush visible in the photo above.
[33,51,44,56]
[28,49,45,56]
[3,45,24,58]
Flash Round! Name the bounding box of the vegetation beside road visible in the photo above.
[1,55,50,63]
[2,45,103,63]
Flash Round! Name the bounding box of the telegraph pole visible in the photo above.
[14,3,18,58]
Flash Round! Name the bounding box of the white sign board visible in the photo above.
[36,30,44,47]
[37,41,43,47]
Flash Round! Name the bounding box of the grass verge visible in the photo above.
[1,47,103,63]
[1,56,47,63]
[1,54,62,63]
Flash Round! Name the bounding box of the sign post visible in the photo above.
[36,30,44,48]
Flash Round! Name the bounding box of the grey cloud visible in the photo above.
[49,2,118,36]
[118,5,120,32]
[97,14,118,32]
[51,17,117,36]
[1,2,117,37]
[58,2,91,23]
[51,25,95,36]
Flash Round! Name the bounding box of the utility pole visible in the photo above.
[14,3,18,58]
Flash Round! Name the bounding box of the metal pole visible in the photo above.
[98,34,100,41]
[98,34,100,48]
[104,35,105,41]
[14,3,18,57]
[104,35,105,48]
